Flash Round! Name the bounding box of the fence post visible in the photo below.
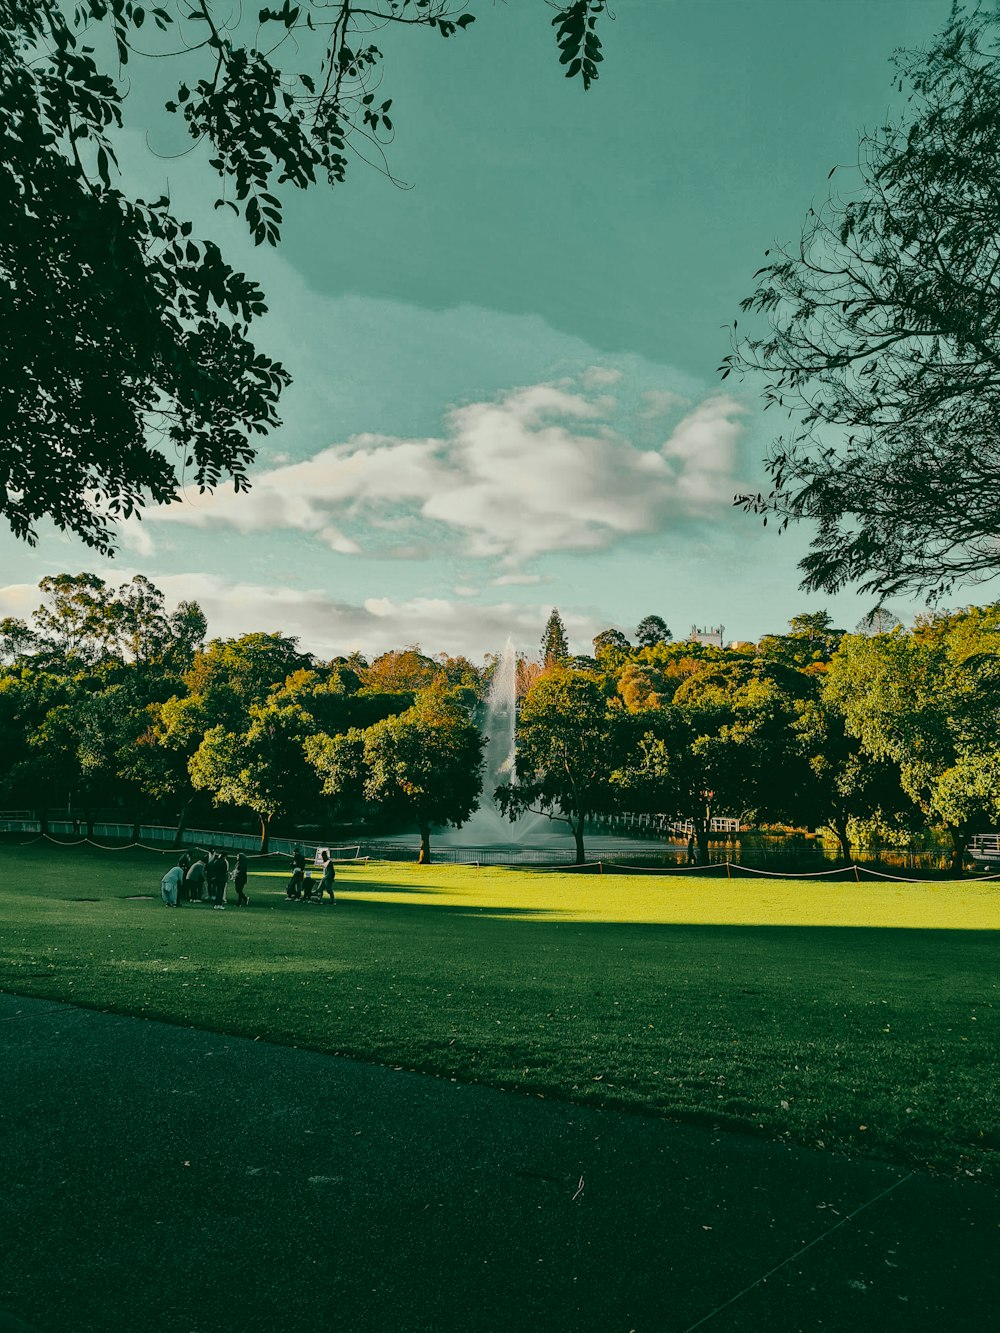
[726,860,731,879]
[853,863,860,882]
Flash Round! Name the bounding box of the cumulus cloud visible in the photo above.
[125,380,747,567]
[0,582,41,618]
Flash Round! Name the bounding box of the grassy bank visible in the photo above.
[0,841,997,1180]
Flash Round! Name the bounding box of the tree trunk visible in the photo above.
[695,816,710,866]
[418,823,431,864]
[572,816,586,865]
[259,815,270,855]
[173,795,194,848]
[833,815,851,861]
[948,825,966,876]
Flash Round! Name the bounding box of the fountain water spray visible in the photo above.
[440,638,545,845]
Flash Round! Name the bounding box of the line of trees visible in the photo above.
[2,578,998,867]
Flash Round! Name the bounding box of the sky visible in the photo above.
[2,0,984,661]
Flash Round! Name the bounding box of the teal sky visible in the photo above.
[1,0,976,659]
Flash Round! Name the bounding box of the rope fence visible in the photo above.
[3,827,999,883]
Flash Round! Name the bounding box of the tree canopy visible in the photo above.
[1,0,609,552]
[497,668,624,863]
[727,6,1000,601]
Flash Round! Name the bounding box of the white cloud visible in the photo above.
[134,382,747,568]
[140,574,603,660]
[580,366,625,389]
[641,388,688,418]
[491,572,546,587]
[0,582,40,618]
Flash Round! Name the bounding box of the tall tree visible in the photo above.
[1,1,609,552]
[540,608,569,667]
[635,615,671,649]
[727,7,1000,600]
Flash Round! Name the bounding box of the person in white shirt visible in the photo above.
[160,862,184,907]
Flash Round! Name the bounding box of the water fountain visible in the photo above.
[442,637,549,846]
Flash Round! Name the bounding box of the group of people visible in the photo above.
[285,844,337,904]
[159,843,337,908]
[159,848,250,909]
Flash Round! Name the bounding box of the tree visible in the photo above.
[727,7,1000,600]
[616,660,667,711]
[496,668,623,863]
[855,608,902,636]
[16,572,206,669]
[364,647,440,694]
[0,618,36,666]
[2,1,609,552]
[592,628,630,658]
[190,699,319,851]
[30,574,119,665]
[758,611,845,669]
[792,694,914,859]
[669,663,813,859]
[635,615,671,649]
[824,608,1000,870]
[308,686,484,863]
[540,609,569,667]
[184,633,311,723]
[0,668,76,830]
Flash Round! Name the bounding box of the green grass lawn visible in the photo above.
[1,840,997,1181]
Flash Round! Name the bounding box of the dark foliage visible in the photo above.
[1,0,607,551]
[725,7,1000,600]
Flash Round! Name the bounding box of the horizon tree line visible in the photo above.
[1,574,998,867]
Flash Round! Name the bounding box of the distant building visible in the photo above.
[687,624,725,647]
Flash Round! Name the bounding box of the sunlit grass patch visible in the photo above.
[335,861,1000,930]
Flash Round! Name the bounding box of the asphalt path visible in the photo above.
[0,992,995,1333]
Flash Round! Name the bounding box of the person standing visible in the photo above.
[233,852,249,907]
[177,851,192,902]
[210,850,230,909]
[286,843,307,899]
[185,855,207,904]
[319,850,336,905]
[160,861,183,907]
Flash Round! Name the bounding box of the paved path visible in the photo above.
[0,993,995,1332]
